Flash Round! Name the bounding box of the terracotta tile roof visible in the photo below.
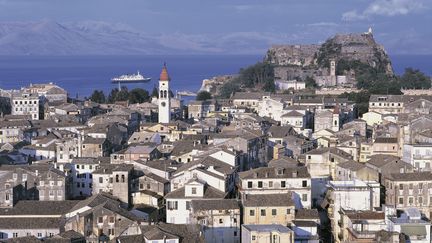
[159,63,170,81]
[191,199,240,211]
[243,193,294,207]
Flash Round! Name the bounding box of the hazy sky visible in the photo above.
[0,0,431,54]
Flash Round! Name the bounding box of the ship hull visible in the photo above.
[111,78,151,83]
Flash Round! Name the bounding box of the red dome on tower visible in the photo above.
[159,63,170,81]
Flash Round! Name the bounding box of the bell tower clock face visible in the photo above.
[161,101,166,107]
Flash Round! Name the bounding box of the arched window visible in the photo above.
[121,175,125,183]
[163,90,167,98]
[115,175,119,183]
[160,90,163,98]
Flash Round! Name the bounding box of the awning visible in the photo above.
[400,225,426,236]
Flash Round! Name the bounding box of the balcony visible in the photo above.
[347,228,377,240]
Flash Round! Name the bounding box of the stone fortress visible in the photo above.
[266,28,393,89]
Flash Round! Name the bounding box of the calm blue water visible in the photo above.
[0,55,262,98]
[0,54,430,98]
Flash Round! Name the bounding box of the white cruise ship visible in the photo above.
[111,71,151,83]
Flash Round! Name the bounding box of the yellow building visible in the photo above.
[242,193,295,225]
[359,142,372,163]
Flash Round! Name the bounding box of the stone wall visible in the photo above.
[265,44,320,67]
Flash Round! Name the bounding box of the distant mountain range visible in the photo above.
[0,20,282,55]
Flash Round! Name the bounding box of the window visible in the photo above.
[109,216,114,223]
[302,194,308,201]
[409,197,413,204]
[77,183,80,188]
[192,187,197,194]
[249,209,255,216]
[302,180,308,187]
[419,196,423,204]
[186,201,191,210]
[108,229,114,235]
[252,236,256,240]
[281,181,286,188]
[37,233,42,237]
[219,218,223,224]
[399,184,403,190]
[247,181,253,188]
[272,209,277,216]
[98,217,103,223]
[260,209,266,216]
[168,201,178,210]
[269,181,273,188]
[13,233,18,238]
[399,197,404,205]
[258,181,263,188]
[409,184,413,190]
[99,177,103,183]
[234,231,237,236]
[287,209,291,214]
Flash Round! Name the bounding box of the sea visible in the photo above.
[0,54,431,99]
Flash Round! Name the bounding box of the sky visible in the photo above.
[0,0,431,55]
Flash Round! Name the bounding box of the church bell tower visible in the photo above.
[158,63,171,123]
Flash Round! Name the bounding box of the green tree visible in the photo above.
[238,62,274,88]
[151,87,159,98]
[399,68,431,89]
[128,88,150,104]
[263,79,275,92]
[108,87,129,103]
[89,90,106,103]
[196,91,212,101]
[0,97,11,115]
[219,79,241,98]
[305,76,317,89]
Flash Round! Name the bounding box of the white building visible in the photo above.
[190,199,240,243]
[11,92,39,120]
[165,179,225,224]
[280,110,306,131]
[324,180,381,242]
[275,80,306,91]
[63,158,106,198]
[257,96,285,121]
[402,144,432,170]
[158,64,171,124]
[241,224,294,243]
[239,167,312,209]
